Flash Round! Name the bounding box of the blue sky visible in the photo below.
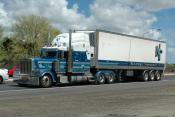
[153,8,175,39]
[0,0,175,63]
[67,0,94,16]
[153,8,175,63]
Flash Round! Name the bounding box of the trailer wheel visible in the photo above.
[106,73,115,84]
[40,75,52,88]
[141,71,149,82]
[0,76,3,84]
[149,71,155,81]
[95,72,105,84]
[155,71,161,81]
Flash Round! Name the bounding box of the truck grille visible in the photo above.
[20,59,32,74]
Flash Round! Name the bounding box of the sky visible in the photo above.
[0,0,175,63]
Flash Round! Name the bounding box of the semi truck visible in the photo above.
[13,30,166,88]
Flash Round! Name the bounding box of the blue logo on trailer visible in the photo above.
[155,44,163,61]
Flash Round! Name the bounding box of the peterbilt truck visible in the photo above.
[13,30,166,88]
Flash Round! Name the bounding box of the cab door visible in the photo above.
[80,52,90,73]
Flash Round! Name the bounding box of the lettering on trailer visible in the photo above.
[155,44,163,61]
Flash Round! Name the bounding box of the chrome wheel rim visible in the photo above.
[109,74,114,82]
[42,76,50,86]
[99,75,105,83]
[156,73,161,80]
[144,73,149,81]
[150,73,154,80]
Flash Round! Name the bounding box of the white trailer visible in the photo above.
[51,29,166,83]
[90,30,166,82]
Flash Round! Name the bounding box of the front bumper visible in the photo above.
[13,74,40,86]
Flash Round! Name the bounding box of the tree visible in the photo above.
[0,25,3,39]
[13,15,60,58]
[0,37,14,64]
[0,26,5,65]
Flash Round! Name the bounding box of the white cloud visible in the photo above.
[87,0,158,38]
[122,0,175,11]
[0,3,11,30]
[1,0,175,37]
[86,0,175,39]
[0,0,88,33]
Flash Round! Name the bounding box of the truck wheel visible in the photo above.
[149,71,155,81]
[106,73,115,84]
[155,72,161,81]
[141,71,149,82]
[95,73,105,84]
[40,75,52,88]
[0,76,3,84]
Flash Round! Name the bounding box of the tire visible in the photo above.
[40,75,52,88]
[0,76,3,84]
[155,71,161,81]
[141,71,149,82]
[149,71,155,81]
[95,72,105,84]
[106,73,115,84]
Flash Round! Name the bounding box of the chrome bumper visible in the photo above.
[13,74,39,86]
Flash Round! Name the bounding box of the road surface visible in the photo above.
[0,75,175,117]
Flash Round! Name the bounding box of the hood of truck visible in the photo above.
[33,58,58,62]
[32,58,60,69]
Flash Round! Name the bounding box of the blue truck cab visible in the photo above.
[13,30,94,87]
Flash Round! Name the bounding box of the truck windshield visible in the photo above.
[41,50,57,58]
[40,50,67,59]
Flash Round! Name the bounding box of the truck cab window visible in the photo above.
[57,51,67,59]
[46,51,57,58]
[41,50,57,58]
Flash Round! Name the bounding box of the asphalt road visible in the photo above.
[0,75,175,117]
